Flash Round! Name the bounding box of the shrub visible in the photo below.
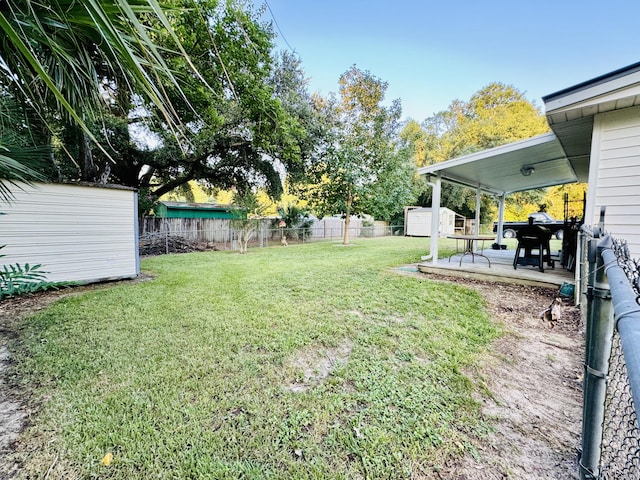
[0,246,69,299]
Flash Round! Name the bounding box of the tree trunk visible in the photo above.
[343,195,352,245]
[241,235,249,254]
[238,223,255,254]
[238,229,247,254]
[79,130,98,182]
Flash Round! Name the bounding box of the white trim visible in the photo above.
[585,115,602,226]
[545,71,640,113]
[134,191,140,276]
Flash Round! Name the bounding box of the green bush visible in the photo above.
[0,246,69,299]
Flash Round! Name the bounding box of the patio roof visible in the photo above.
[417,63,640,199]
[417,131,589,197]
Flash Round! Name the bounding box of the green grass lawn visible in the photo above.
[10,237,502,479]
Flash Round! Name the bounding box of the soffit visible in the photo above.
[546,84,640,126]
[417,133,583,197]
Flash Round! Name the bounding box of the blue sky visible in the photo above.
[258,0,640,121]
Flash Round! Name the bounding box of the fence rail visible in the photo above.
[579,220,640,479]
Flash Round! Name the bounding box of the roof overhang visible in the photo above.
[417,132,585,196]
[416,63,640,199]
[543,62,640,119]
[542,62,640,176]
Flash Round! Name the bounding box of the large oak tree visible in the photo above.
[78,2,315,210]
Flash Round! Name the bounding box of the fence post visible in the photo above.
[259,222,264,248]
[580,235,614,479]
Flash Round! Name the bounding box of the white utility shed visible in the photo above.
[405,207,460,237]
[0,182,139,284]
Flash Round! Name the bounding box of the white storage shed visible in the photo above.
[404,207,461,237]
[0,182,139,284]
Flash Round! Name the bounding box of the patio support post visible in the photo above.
[496,194,506,245]
[473,186,481,252]
[429,174,442,265]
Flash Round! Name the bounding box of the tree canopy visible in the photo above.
[0,0,196,199]
[401,82,551,224]
[0,0,319,212]
[1,1,576,226]
[60,1,313,203]
[296,66,419,243]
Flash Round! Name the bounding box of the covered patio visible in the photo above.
[416,129,590,289]
[417,243,574,289]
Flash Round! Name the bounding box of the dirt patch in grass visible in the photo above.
[396,268,583,479]
[0,346,27,451]
[287,340,354,393]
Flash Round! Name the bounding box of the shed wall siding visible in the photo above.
[405,208,456,237]
[591,106,640,257]
[406,210,433,237]
[1,183,139,283]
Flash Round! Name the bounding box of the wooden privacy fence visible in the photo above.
[139,217,235,243]
[138,217,378,243]
[139,217,392,254]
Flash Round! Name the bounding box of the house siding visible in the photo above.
[0,182,139,284]
[590,106,640,257]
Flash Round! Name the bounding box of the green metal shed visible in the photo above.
[155,201,246,219]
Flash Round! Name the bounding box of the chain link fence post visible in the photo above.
[580,234,614,479]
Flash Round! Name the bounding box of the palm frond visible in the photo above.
[0,152,45,203]
[0,0,196,136]
[0,96,48,203]
[0,0,206,192]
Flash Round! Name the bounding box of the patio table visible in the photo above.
[447,234,496,267]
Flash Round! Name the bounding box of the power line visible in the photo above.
[264,0,294,51]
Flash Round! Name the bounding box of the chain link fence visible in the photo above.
[598,239,640,479]
[600,334,640,479]
[579,224,640,479]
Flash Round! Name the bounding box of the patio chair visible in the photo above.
[513,223,554,272]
